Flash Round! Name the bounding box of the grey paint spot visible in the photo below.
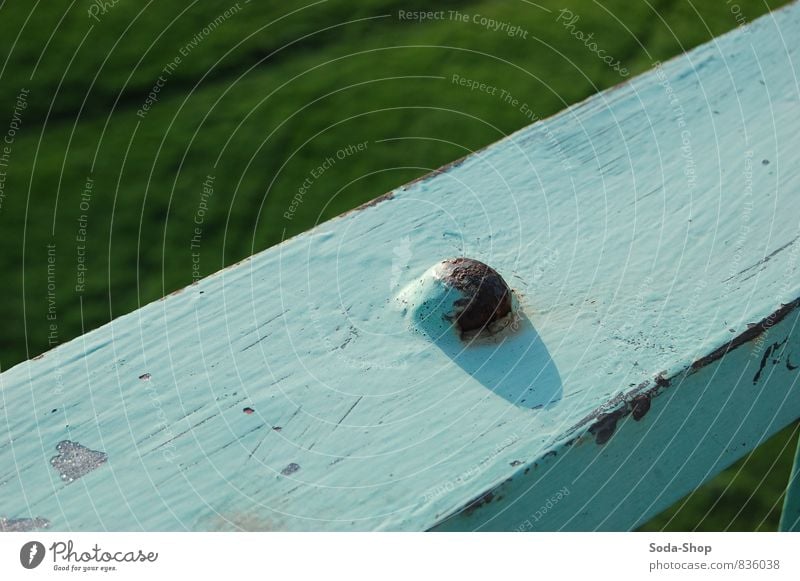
[0,517,51,532]
[50,440,108,483]
[281,463,300,476]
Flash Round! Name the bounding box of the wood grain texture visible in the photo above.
[2,4,800,531]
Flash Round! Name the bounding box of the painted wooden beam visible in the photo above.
[2,4,800,532]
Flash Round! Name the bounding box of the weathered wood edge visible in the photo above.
[430,298,800,530]
[422,1,800,529]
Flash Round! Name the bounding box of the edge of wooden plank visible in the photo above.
[432,300,800,530]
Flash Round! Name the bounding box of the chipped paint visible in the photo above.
[281,463,301,476]
[0,517,50,532]
[691,300,799,372]
[1,4,800,531]
[50,441,108,483]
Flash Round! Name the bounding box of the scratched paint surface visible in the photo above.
[2,6,800,531]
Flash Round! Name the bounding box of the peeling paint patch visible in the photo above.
[50,441,108,483]
[589,411,623,445]
[463,490,496,516]
[753,338,788,384]
[691,300,799,372]
[654,373,670,388]
[630,394,652,421]
[281,463,300,476]
[0,517,50,532]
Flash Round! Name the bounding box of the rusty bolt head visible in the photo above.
[438,257,512,334]
[397,256,515,340]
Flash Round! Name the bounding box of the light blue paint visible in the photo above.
[2,4,800,531]
[396,260,561,409]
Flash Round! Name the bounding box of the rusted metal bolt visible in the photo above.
[397,257,514,339]
[438,257,512,334]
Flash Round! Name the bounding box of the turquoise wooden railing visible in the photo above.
[2,3,800,532]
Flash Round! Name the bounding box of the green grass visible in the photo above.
[0,0,794,531]
[640,421,799,531]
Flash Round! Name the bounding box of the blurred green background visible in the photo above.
[0,0,796,530]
